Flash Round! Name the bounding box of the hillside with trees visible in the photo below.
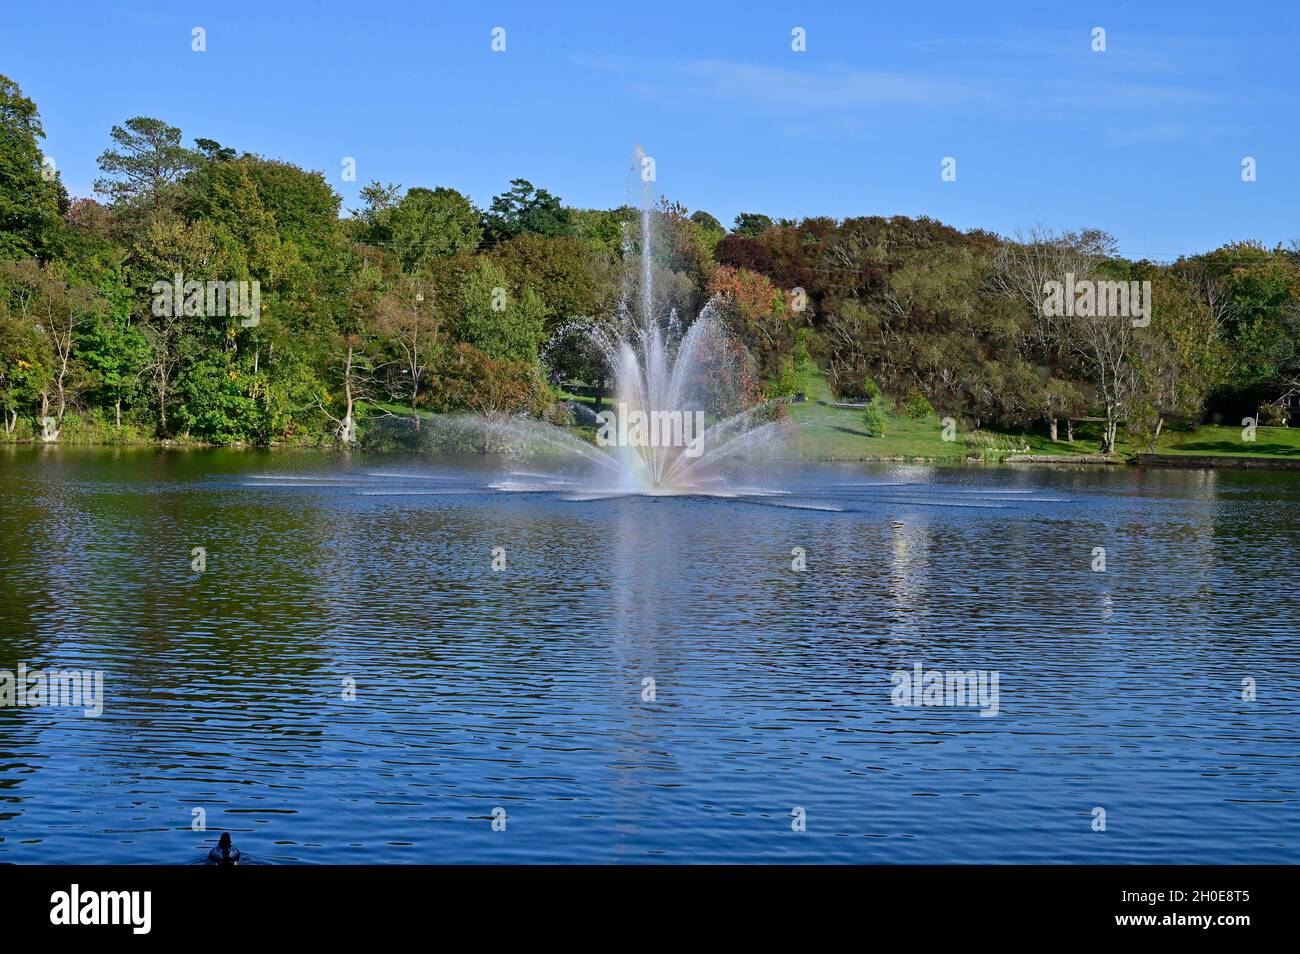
[3,73,1298,454]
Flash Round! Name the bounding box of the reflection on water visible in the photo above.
[0,446,1298,863]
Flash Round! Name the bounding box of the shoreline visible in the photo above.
[1134,452,1300,471]
[8,438,1300,471]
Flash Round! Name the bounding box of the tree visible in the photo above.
[80,309,149,429]
[381,187,482,271]
[193,137,237,163]
[318,252,384,445]
[0,272,43,433]
[681,316,761,418]
[483,179,571,243]
[1060,285,1139,453]
[707,265,798,374]
[488,232,608,329]
[732,212,774,237]
[185,156,282,285]
[455,258,546,366]
[1130,268,1222,447]
[352,181,402,237]
[570,206,633,261]
[181,154,348,443]
[994,227,1138,453]
[690,210,724,233]
[375,278,440,427]
[128,218,227,434]
[1190,244,1300,405]
[0,74,67,261]
[0,259,103,438]
[94,117,197,222]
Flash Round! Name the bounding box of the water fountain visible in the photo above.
[481,147,794,498]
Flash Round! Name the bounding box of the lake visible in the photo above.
[1,445,1297,863]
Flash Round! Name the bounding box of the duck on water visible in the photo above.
[207,832,241,865]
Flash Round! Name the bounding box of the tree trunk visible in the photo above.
[1066,419,1074,443]
[1147,416,1164,453]
[156,368,169,434]
[56,355,69,424]
[1100,415,1118,455]
[114,398,121,429]
[342,347,357,444]
[1049,418,1058,441]
[39,393,58,442]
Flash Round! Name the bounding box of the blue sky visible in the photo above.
[4,0,1298,258]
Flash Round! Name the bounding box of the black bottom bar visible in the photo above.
[0,864,1287,940]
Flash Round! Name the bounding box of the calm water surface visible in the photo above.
[1,445,1297,863]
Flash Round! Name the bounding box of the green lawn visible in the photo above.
[359,371,1300,465]
[1123,422,1300,459]
[785,364,1041,462]
[783,364,1300,463]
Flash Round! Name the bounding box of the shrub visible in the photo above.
[429,343,551,418]
[1257,403,1288,427]
[545,401,576,427]
[859,377,882,403]
[904,390,934,420]
[791,329,812,367]
[767,358,800,399]
[863,400,886,437]
[828,367,883,402]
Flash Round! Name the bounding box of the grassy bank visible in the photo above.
[8,371,1299,466]
[786,364,1051,462]
[782,364,1300,464]
[0,410,334,448]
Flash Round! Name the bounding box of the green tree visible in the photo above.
[0,74,67,261]
[863,399,886,437]
[571,206,633,261]
[484,179,571,243]
[79,307,149,430]
[0,258,103,437]
[732,212,774,237]
[186,156,282,283]
[690,210,724,233]
[489,233,606,328]
[382,187,482,271]
[455,258,546,365]
[94,117,197,222]
[0,269,44,433]
[1130,267,1224,447]
[193,137,237,163]
[352,181,402,238]
[128,217,227,434]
